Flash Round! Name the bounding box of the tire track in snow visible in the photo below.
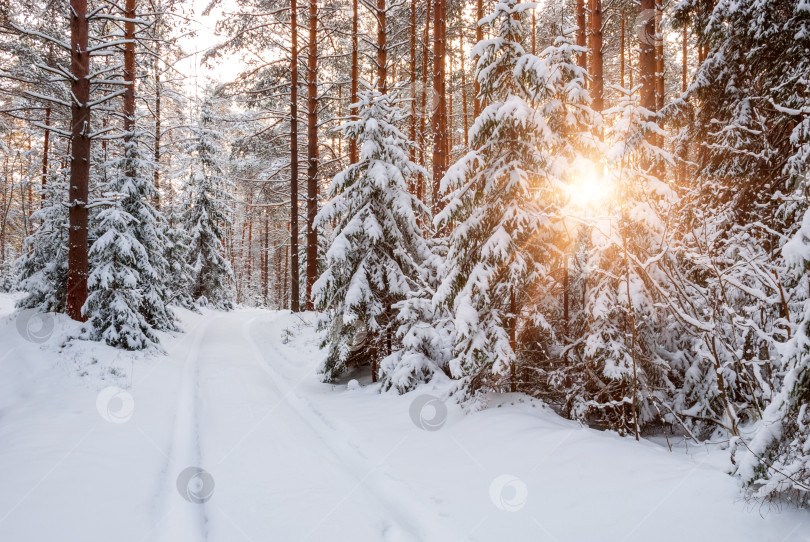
[242,316,458,542]
[154,315,219,542]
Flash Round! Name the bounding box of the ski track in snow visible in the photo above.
[241,315,456,542]
[155,314,216,542]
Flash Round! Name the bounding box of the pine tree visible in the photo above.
[314,88,430,383]
[184,97,235,310]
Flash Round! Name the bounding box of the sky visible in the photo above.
[176,0,243,93]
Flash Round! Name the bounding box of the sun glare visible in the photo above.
[566,164,612,210]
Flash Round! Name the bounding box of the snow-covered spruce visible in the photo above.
[183,96,235,310]
[83,139,168,349]
[164,202,197,310]
[435,10,596,403]
[734,202,810,506]
[314,88,432,385]
[574,85,677,435]
[83,198,156,350]
[15,168,69,312]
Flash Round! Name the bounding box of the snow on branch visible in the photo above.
[23,91,71,108]
[9,23,71,51]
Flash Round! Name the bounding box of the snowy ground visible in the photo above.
[0,293,808,542]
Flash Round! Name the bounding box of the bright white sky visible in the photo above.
[176,0,243,93]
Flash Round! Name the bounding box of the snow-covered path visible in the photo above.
[0,300,809,542]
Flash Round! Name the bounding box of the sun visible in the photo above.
[566,163,612,210]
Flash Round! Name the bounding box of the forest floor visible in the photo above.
[0,292,809,542]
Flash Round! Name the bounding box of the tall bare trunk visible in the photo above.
[290,1,300,312]
[473,0,483,118]
[620,11,626,89]
[123,0,136,164]
[431,0,447,213]
[349,0,359,165]
[377,0,386,93]
[305,0,318,311]
[576,0,587,73]
[408,0,417,191]
[460,39,468,147]
[417,0,431,202]
[66,0,91,321]
[153,38,162,208]
[682,25,688,92]
[588,0,603,112]
[639,0,656,111]
[655,6,665,111]
[41,107,50,206]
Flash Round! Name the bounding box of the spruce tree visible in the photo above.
[84,194,156,350]
[314,89,430,383]
[184,97,235,310]
[436,8,596,401]
[16,169,69,312]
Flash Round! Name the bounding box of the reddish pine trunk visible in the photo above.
[377,0,386,94]
[576,0,587,73]
[639,0,656,111]
[620,12,626,89]
[123,0,136,139]
[41,107,50,206]
[431,0,447,213]
[417,0,431,202]
[460,43,468,147]
[66,0,91,321]
[589,0,603,112]
[473,0,483,118]
[682,25,688,92]
[349,0,359,165]
[655,7,665,111]
[290,1,300,312]
[305,0,318,311]
[408,0,417,185]
[153,38,162,208]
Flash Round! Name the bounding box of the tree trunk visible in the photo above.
[576,0,587,73]
[473,0,483,118]
[620,11,626,89]
[417,0,431,202]
[460,40,468,147]
[349,0,359,165]
[305,0,318,311]
[41,106,50,206]
[153,38,162,208]
[510,288,517,393]
[263,210,269,305]
[639,0,656,111]
[290,0,300,312]
[408,0,417,184]
[123,0,136,163]
[66,0,91,321]
[377,0,386,94]
[589,0,603,112]
[655,5,665,111]
[682,25,688,92]
[431,0,447,213]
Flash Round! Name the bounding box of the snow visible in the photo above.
[0,292,808,541]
